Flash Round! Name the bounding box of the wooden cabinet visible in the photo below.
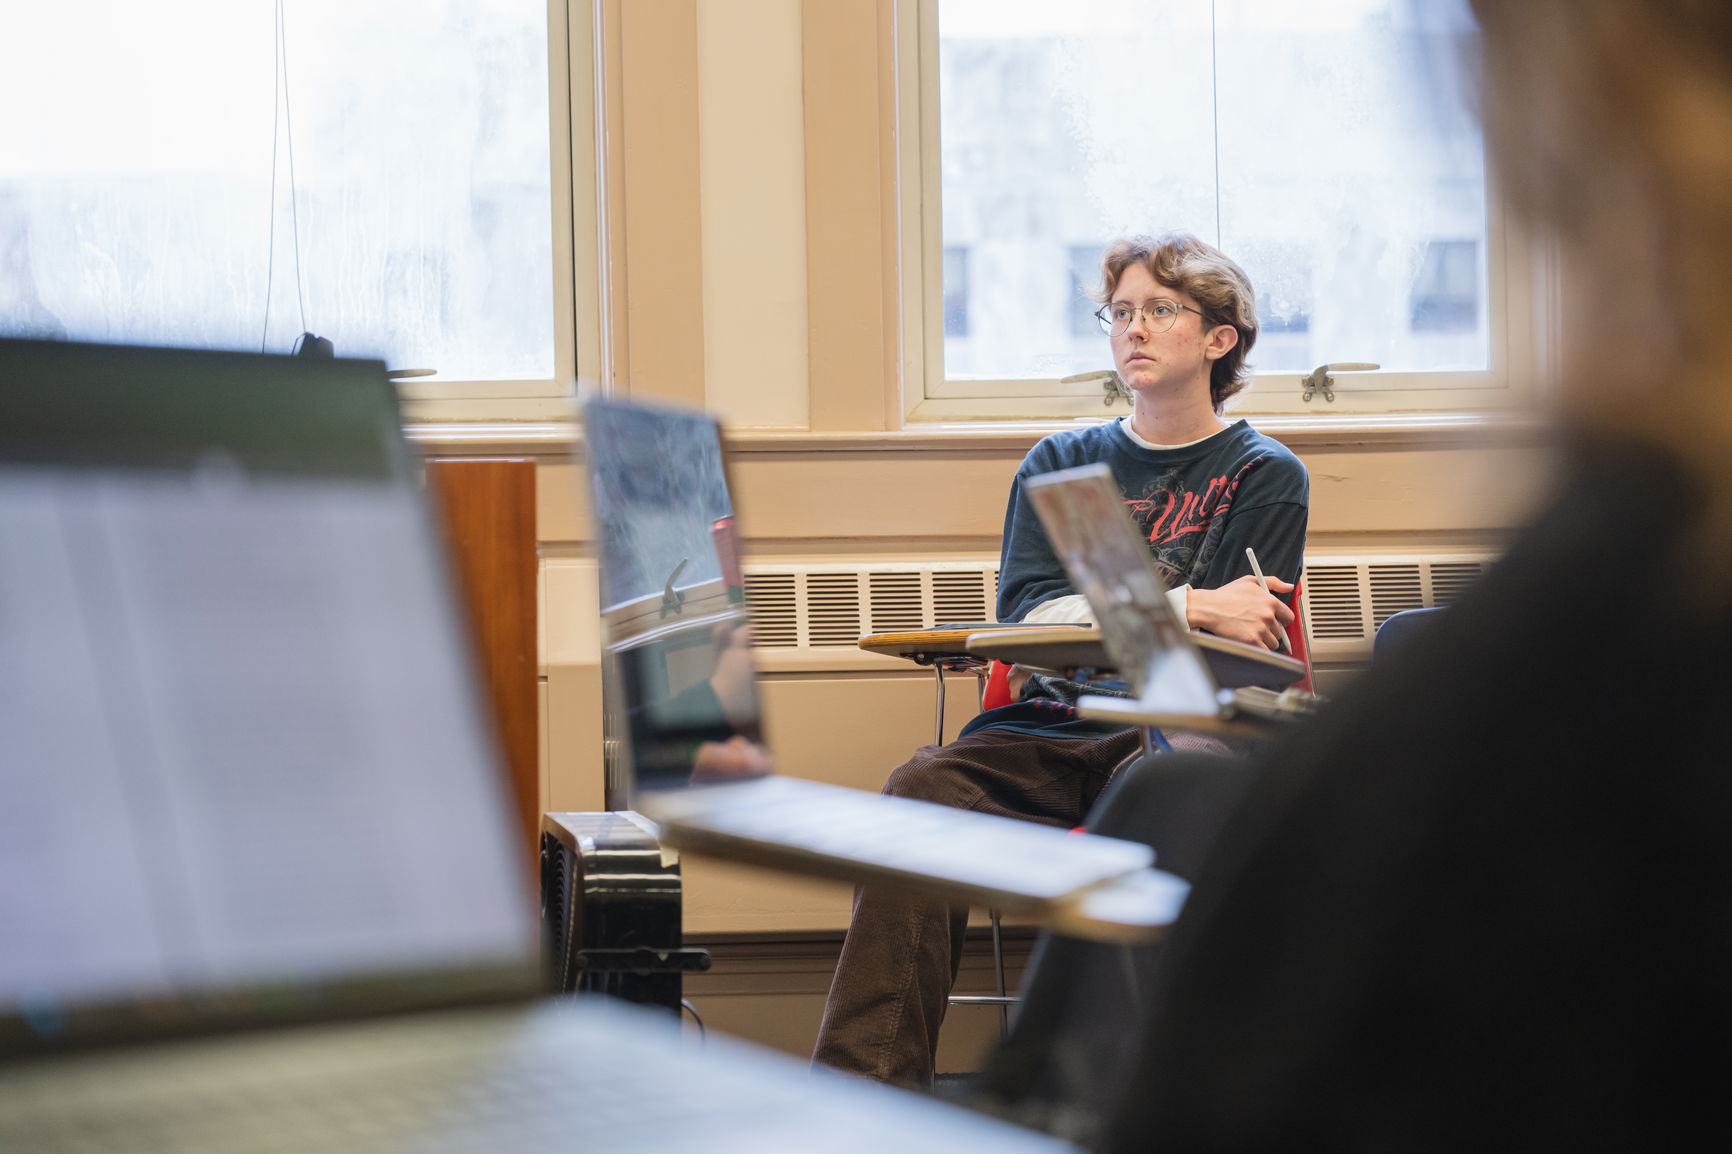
[426,457,539,863]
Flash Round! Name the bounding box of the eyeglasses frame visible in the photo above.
[1094,298,1206,337]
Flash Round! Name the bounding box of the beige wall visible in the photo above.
[697,0,811,427]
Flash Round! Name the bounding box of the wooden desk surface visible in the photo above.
[856,624,1062,664]
[959,626,1305,691]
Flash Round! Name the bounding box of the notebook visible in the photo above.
[0,338,1080,1153]
[581,397,1189,943]
[1023,462,1322,734]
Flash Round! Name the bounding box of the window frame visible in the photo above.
[896,0,1548,425]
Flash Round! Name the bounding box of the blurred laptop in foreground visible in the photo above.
[0,339,1080,1153]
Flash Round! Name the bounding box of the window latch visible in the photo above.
[661,558,690,618]
[1061,369,1132,407]
[1302,362,1380,403]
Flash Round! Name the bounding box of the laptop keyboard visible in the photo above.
[647,777,1154,903]
[0,1001,1079,1153]
[1,1010,584,1154]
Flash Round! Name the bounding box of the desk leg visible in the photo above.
[932,662,947,745]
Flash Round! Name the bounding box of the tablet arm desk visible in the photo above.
[856,625,1050,744]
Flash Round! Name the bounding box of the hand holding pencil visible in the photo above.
[1245,547,1292,653]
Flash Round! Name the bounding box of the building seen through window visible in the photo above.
[1409,239,1481,333]
[1067,244,1106,339]
[931,0,1489,398]
[943,246,971,338]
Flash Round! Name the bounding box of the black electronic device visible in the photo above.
[540,812,708,1013]
[294,330,334,357]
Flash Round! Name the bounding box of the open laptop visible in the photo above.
[1023,462,1321,735]
[0,338,1081,1153]
[580,397,1189,943]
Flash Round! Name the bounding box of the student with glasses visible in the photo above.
[812,233,1309,1089]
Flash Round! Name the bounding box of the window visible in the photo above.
[0,0,583,418]
[901,0,1535,420]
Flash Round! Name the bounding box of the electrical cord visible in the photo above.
[261,0,310,352]
[679,998,706,1040]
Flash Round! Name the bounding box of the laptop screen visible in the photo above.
[1023,462,1222,715]
[581,397,772,805]
[0,340,538,1056]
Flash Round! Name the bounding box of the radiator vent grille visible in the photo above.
[740,562,998,656]
[1299,554,1496,647]
[736,553,1495,670]
[868,571,926,632]
[806,573,865,647]
[741,572,798,647]
[1430,563,1484,604]
[1369,564,1427,625]
[933,570,994,625]
[1302,565,1370,641]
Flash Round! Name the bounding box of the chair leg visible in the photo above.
[947,908,1018,1031]
[990,909,1009,1038]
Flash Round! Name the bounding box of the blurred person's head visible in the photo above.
[1096,234,1260,412]
[1469,1,1732,541]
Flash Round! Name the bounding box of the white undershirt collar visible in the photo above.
[1118,415,1233,451]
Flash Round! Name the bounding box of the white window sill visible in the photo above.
[405,408,1554,457]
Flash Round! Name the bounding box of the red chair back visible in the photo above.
[981,659,1015,710]
[1285,576,1314,695]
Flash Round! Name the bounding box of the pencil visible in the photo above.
[1245,547,1291,653]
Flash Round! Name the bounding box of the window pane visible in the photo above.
[1215,0,1486,374]
[934,0,1485,384]
[0,0,553,382]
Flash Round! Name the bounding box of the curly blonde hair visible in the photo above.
[1095,234,1260,413]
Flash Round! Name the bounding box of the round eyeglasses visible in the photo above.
[1094,298,1205,337]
